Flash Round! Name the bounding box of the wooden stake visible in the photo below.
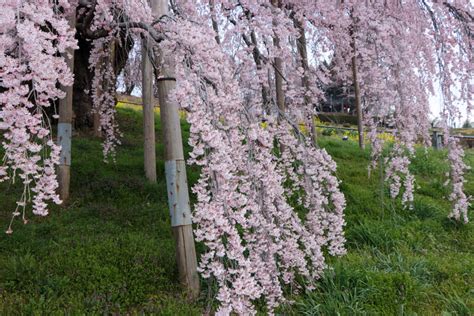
[293,17,318,146]
[93,111,102,138]
[57,11,76,203]
[142,27,157,182]
[351,23,365,150]
[272,10,285,113]
[154,0,200,299]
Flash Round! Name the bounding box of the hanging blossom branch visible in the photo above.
[314,1,472,217]
[424,1,472,223]
[89,35,122,162]
[0,0,77,233]
[163,14,346,314]
[446,138,470,223]
[336,2,432,210]
[81,0,153,161]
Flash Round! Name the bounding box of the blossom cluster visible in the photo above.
[446,138,470,223]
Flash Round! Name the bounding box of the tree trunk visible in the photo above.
[209,0,221,44]
[72,29,133,131]
[249,31,271,113]
[272,2,286,153]
[72,35,94,130]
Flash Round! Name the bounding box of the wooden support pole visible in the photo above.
[272,0,285,113]
[142,21,157,182]
[293,17,317,146]
[57,11,76,203]
[155,0,200,299]
[348,5,365,149]
[93,111,102,138]
[274,53,285,112]
[351,27,365,149]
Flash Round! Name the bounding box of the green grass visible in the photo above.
[292,138,474,315]
[1,107,473,315]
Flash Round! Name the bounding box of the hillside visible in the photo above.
[0,106,472,315]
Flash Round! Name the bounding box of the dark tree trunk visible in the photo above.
[72,35,94,130]
[72,26,133,130]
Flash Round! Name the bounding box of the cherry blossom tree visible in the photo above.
[1,0,472,314]
[0,0,77,233]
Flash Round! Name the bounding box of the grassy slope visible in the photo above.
[0,107,472,315]
[292,139,473,315]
